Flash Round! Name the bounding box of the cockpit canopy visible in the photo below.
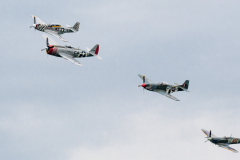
[65,45,72,48]
[158,81,169,85]
[49,24,61,27]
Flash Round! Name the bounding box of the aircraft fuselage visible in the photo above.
[35,24,73,34]
[46,45,93,58]
[210,137,240,145]
[144,83,184,93]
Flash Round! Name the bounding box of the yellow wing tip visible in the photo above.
[201,130,207,136]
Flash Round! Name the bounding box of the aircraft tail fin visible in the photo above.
[72,22,80,32]
[87,44,102,60]
[182,80,189,89]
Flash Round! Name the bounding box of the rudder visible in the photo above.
[90,44,99,55]
[73,22,80,31]
[182,80,189,89]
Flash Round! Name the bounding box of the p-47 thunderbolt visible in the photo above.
[30,15,79,42]
[41,35,101,66]
[202,129,240,153]
[137,74,189,101]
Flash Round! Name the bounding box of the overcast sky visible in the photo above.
[1,0,240,159]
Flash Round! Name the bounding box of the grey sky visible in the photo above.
[1,0,240,159]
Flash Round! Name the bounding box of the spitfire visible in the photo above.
[137,74,189,101]
[202,129,240,153]
[30,15,80,42]
[41,35,101,66]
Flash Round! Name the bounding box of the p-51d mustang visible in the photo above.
[30,15,79,42]
[41,35,101,66]
[202,129,240,153]
[137,74,189,101]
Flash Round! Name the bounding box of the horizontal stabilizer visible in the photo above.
[174,81,190,92]
[66,22,80,32]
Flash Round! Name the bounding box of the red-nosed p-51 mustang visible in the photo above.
[137,74,189,101]
[41,35,101,66]
[30,15,79,42]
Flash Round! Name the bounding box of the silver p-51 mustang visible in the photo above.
[137,74,189,101]
[41,35,101,66]
[30,15,79,42]
[202,129,240,153]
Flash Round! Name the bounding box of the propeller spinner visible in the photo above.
[138,75,149,95]
[138,75,147,88]
[40,37,52,53]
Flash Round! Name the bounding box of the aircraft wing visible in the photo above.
[201,129,216,137]
[156,90,180,101]
[31,15,45,24]
[44,30,68,42]
[58,53,82,66]
[138,74,153,83]
[218,145,238,153]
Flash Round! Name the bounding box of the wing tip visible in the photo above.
[201,129,208,136]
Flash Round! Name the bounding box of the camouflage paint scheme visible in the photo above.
[202,129,240,153]
[137,74,189,101]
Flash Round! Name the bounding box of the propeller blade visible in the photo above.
[46,37,49,46]
[41,48,47,51]
[143,75,145,83]
[42,34,58,45]
[34,16,36,24]
[209,130,211,137]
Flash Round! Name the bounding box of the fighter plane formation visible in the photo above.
[30,15,240,153]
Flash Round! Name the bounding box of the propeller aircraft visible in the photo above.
[41,35,101,66]
[30,15,80,42]
[202,129,240,153]
[137,74,189,101]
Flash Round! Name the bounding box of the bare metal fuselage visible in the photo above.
[47,45,93,59]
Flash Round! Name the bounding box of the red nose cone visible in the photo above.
[142,83,146,88]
